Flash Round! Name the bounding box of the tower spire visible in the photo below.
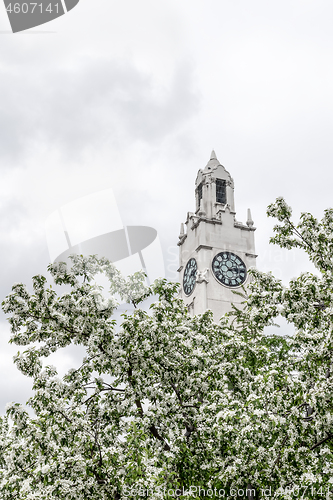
[210,149,217,160]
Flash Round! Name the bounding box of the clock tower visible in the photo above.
[178,151,257,321]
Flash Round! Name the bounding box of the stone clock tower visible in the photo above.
[177,151,257,321]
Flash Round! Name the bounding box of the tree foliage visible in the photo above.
[1,198,333,499]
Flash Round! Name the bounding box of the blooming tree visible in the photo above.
[1,198,333,499]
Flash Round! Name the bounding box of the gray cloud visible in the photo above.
[2,0,333,414]
[0,56,199,166]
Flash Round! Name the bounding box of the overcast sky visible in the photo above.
[1,0,333,413]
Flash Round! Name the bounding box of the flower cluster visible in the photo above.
[0,199,333,499]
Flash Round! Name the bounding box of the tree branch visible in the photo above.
[310,433,333,451]
[128,364,170,451]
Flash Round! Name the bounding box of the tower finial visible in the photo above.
[179,223,185,239]
[246,208,254,227]
[210,150,217,160]
[198,197,206,217]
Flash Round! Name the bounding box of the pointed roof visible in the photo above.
[203,149,221,172]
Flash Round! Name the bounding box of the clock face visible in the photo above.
[183,258,197,296]
[212,252,247,287]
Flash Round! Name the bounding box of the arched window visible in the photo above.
[216,179,226,204]
[197,183,203,209]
